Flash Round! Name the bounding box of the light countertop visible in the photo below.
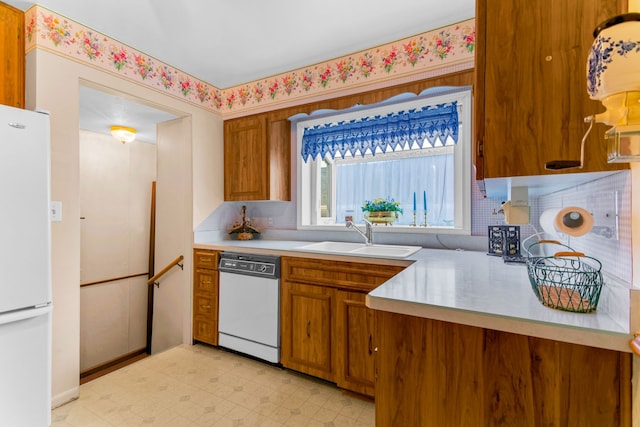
[195,240,633,352]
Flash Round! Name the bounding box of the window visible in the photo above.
[293,87,471,235]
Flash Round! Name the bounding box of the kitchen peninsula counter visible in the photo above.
[194,240,633,352]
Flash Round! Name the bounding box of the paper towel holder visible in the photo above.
[545,116,594,170]
[540,207,594,238]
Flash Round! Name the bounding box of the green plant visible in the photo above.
[361,197,403,214]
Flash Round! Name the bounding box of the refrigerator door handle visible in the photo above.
[0,304,52,326]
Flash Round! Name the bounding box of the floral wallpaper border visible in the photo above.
[25,6,475,116]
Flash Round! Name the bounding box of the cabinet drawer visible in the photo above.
[194,250,218,269]
[282,257,405,292]
[193,318,217,345]
[194,293,216,316]
[194,269,217,293]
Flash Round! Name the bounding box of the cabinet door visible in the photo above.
[335,290,375,397]
[0,2,24,108]
[375,311,631,427]
[280,281,335,381]
[224,115,268,201]
[476,0,626,178]
[267,119,291,201]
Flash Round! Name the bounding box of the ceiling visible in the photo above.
[78,86,178,143]
[6,0,475,142]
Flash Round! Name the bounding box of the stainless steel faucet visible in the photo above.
[346,219,373,245]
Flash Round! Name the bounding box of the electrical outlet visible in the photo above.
[268,217,273,226]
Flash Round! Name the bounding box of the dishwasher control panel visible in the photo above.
[218,252,279,278]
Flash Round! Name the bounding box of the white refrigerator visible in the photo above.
[0,104,52,426]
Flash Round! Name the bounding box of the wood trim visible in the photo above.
[148,181,156,278]
[80,272,148,287]
[473,0,486,181]
[79,348,147,384]
[147,180,157,354]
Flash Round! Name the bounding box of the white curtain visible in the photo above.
[335,153,454,226]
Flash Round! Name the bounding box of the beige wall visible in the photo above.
[79,130,157,284]
[25,49,223,406]
[79,130,156,371]
[153,118,193,353]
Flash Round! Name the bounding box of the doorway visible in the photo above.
[77,84,187,382]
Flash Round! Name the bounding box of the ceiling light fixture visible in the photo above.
[110,125,136,144]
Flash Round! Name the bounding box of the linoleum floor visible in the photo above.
[51,344,375,426]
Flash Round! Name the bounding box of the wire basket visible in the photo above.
[526,244,604,313]
[524,239,574,258]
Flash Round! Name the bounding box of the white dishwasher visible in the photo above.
[218,252,280,363]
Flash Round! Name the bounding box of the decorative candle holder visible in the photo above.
[421,211,429,227]
[410,210,417,226]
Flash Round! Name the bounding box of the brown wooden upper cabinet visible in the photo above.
[0,2,24,108]
[474,0,628,179]
[223,115,291,201]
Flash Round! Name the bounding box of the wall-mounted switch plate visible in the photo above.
[51,201,62,222]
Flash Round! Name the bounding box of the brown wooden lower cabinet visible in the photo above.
[280,256,405,397]
[192,249,219,346]
[375,310,632,427]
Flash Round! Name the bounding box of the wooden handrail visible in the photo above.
[148,255,184,286]
[81,272,149,287]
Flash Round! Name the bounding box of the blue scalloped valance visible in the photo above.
[301,101,458,162]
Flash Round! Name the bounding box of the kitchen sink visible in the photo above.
[295,241,365,253]
[294,241,421,259]
[350,245,421,258]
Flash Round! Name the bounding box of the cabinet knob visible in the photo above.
[545,55,552,62]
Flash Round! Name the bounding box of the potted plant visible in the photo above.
[361,198,403,225]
